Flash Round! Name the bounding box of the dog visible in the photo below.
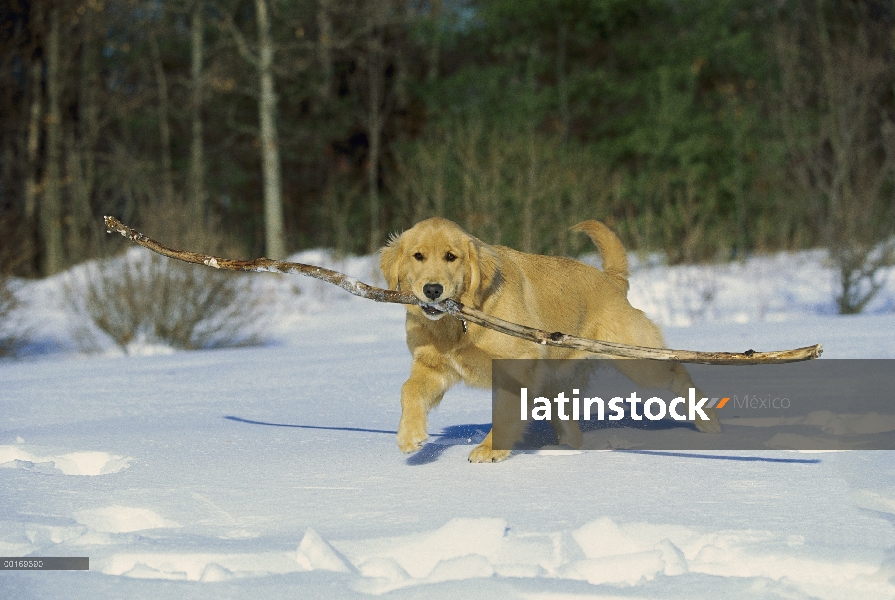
[380,217,720,462]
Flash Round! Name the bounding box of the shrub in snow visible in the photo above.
[833,241,895,315]
[65,249,269,353]
[66,200,270,353]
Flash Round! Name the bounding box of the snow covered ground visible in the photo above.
[2,248,895,599]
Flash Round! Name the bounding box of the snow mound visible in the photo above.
[568,516,694,583]
[0,445,131,476]
[296,528,355,573]
[339,517,894,596]
[74,506,181,533]
[340,518,506,593]
[97,551,299,581]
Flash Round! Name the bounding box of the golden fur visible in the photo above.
[380,217,719,462]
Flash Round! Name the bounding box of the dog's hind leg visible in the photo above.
[611,359,721,433]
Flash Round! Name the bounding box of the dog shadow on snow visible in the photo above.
[222,415,488,465]
[224,415,820,466]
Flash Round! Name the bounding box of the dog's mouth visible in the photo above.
[421,303,447,320]
[422,303,444,315]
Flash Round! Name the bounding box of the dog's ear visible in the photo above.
[379,233,403,290]
[465,237,501,304]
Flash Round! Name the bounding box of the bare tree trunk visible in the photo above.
[316,0,333,103]
[149,34,175,208]
[255,0,286,259]
[733,115,747,256]
[78,7,99,197]
[69,6,101,261]
[25,56,42,263]
[426,0,441,83]
[365,6,384,253]
[366,72,382,254]
[188,1,205,222]
[520,56,538,253]
[42,5,64,276]
[65,128,89,260]
[556,17,569,140]
[521,132,536,253]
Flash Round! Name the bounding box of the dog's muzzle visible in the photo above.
[421,303,445,319]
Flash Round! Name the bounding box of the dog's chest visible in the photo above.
[447,354,473,381]
[445,351,490,388]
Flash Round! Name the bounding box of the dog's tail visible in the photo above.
[571,220,629,292]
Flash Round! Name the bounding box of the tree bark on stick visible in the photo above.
[104,216,823,365]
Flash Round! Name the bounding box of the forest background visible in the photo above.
[1,0,894,315]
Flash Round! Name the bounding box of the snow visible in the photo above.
[73,506,181,534]
[1,248,895,599]
[0,446,131,477]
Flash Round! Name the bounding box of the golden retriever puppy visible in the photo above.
[380,217,720,462]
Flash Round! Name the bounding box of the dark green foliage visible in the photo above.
[411,0,788,260]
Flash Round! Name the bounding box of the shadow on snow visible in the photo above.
[224,415,821,465]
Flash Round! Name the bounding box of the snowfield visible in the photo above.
[2,248,895,599]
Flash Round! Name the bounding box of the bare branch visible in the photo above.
[219,9,259,68]
[104,216,823,365]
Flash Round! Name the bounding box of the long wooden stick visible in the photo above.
[104,216,822,364]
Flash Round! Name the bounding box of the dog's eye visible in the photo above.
[444,252,457,262]
[413,252,425,261]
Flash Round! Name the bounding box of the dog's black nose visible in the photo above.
[423,283,443,300]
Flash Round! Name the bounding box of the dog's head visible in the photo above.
[380,218,500,320]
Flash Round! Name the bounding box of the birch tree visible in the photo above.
[223,0,287,259]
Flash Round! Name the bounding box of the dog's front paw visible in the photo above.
[468,444,511,463]
[694,407,722,433]
[397,426,428,454]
